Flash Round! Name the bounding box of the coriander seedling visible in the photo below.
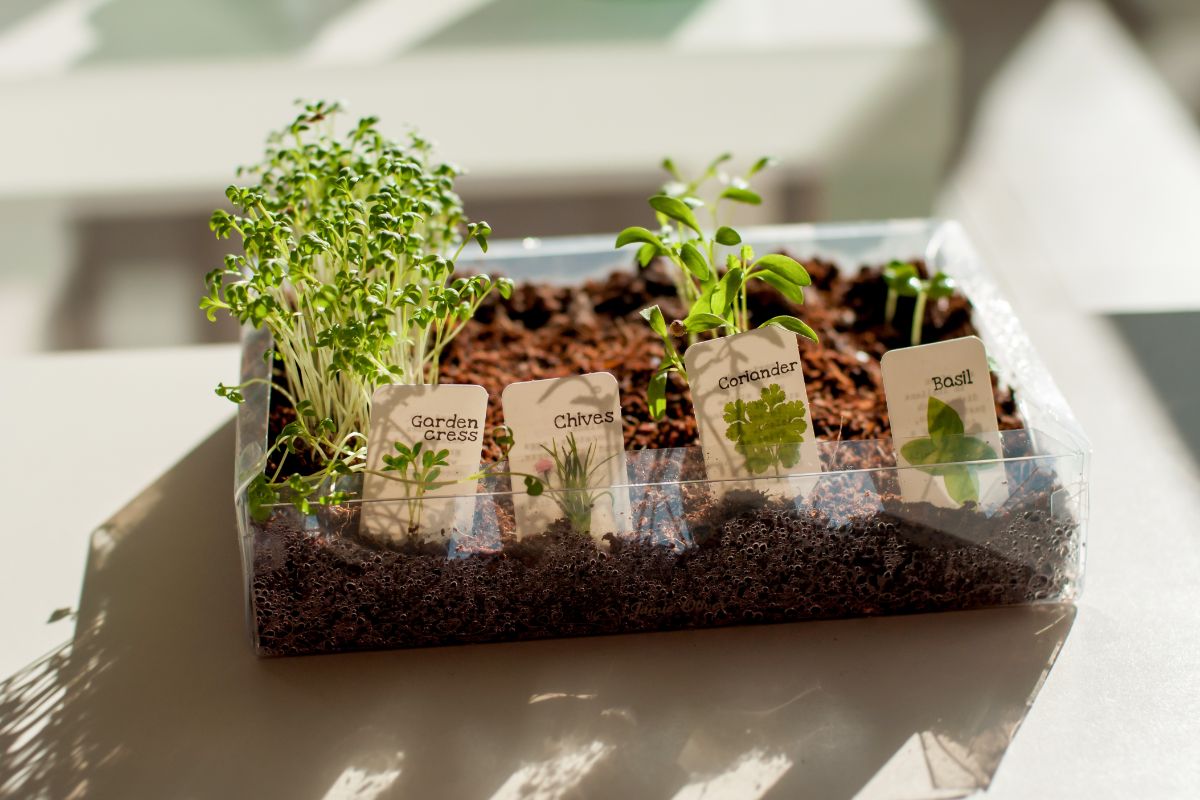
[616,154,817,420]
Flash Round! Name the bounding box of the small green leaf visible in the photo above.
[661,157,681,180]
[942,465,980,505]
[900,437,938,465]
[615,226,664,249]
[953,437,998,462]
[752,270,806,304]
[748,156,777,176]
[761,315,819,342]
[720,266,744,304]
[711,267,743,316]
[928,272,956,299]
[524,475,544,496]
[636,242,658,268]
[680,242,711,282]
[714,226,741,246]
[754,254,811,286]
[648,195,703,235]
[927,396,965,444]
[647,370,668,419]
[720,187,762,205]
[703,152,732,178]
[883,262,918,287]
[639,305,669,338]
[683,312,732,333]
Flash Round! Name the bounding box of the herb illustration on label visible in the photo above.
[684,325,822,488]
[881,336,1007,511]
[899,397,998,505]
[722,383,808,475]
[501,372,631,540]
[533,432,618,536]
[378,439,450,533]
[361,383,488,541]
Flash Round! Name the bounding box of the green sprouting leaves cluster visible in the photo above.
[882,261,956,346]
[900,396,998,505]
[722,383,808,475]
[616,155,817,419]
[535,433,616,536]
[378,439,450,531]
[202,100,511,511]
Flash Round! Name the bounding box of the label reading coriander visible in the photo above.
[501,373,630,543]
[881,336,1007,510]
[683,326,822,490]
[360,383,487,542]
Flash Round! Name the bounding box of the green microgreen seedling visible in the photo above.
[534,433,616,535]
[882,261,956,346]
[202,100,512,514]
[900,396,998,505]
[723,383,809,475]
[616,154,818,419]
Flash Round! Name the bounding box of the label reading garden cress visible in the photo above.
[683,326,822,491]
[881,336,1007,511]
[360,383,488,541]
[501,372,631,543]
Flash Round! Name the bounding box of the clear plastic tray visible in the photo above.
[233,219,1089,657]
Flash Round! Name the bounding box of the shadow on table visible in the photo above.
[1109,311,1200,470]
[0,420,1075,800]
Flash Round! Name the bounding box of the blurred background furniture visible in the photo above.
[0,0,953,351]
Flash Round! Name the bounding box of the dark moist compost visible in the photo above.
[251,259,1073,657]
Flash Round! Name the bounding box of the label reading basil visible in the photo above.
[881,336,1007,510]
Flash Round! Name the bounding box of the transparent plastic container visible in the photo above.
[234,219,1089,657]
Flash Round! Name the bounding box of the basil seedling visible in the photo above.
[882,261,956,346]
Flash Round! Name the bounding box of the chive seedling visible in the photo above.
[615,154,817,419]
[881,261,955,346]
[202,100,511,512]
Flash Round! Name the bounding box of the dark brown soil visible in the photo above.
[250,258,1068,658]
[267,257,1020,474]
[251,459,1076,656]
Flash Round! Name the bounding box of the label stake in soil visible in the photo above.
[502,373,630,543]
[361,384,488,542]
[684,326,822,495]
[882,336,1007,512]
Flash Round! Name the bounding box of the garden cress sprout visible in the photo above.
[202,100,511,512]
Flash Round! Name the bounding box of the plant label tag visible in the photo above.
[501,372,631,543]
[881,336,1007,510]
[684,326,822,494]
[360,383,488,542]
